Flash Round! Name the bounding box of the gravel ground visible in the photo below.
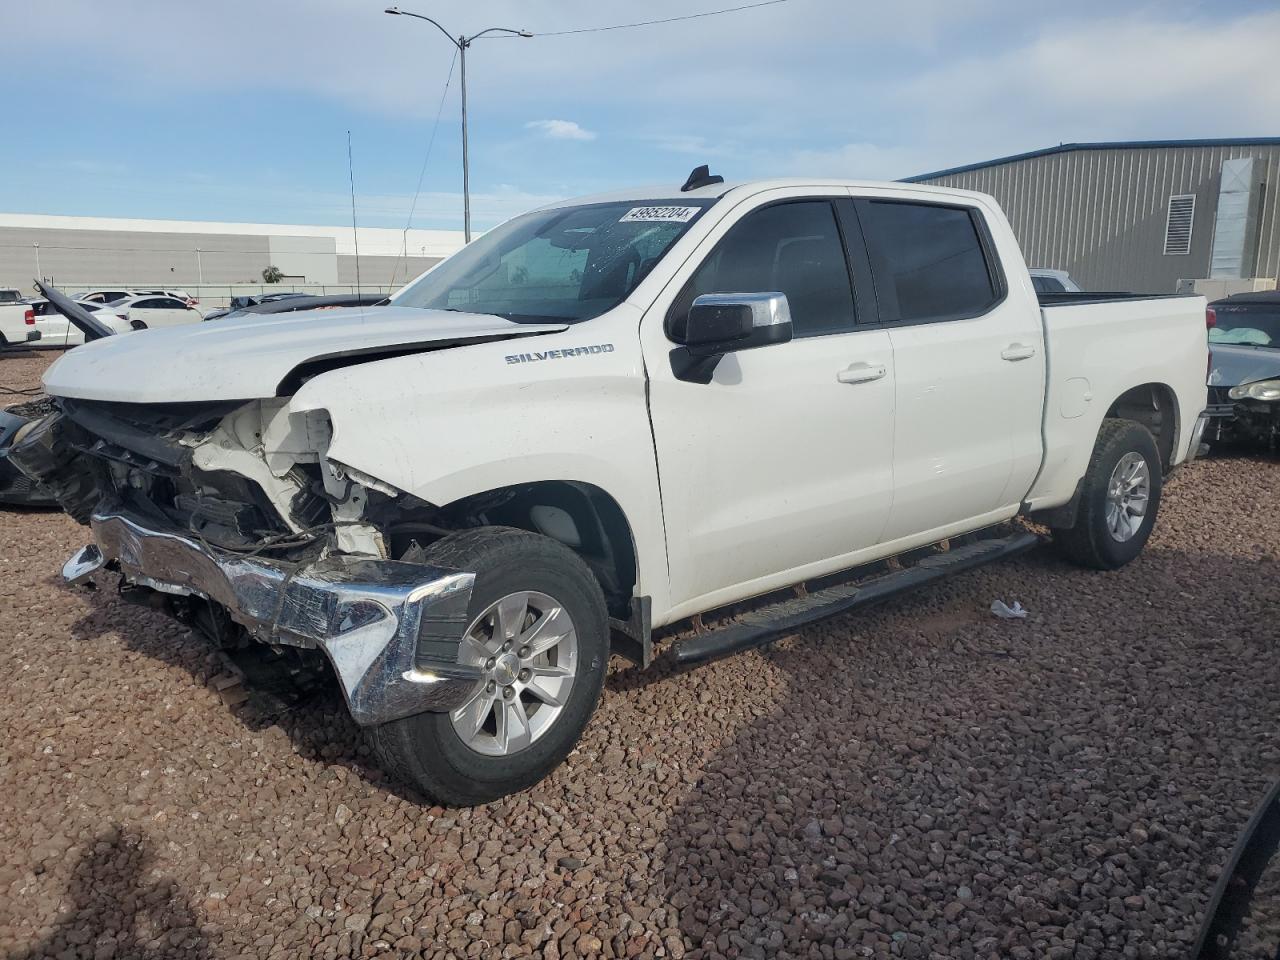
[2,350,1279,959]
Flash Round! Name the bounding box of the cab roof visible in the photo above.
[535,176,994,212]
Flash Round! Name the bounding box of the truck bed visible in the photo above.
[1036,291,1198,307]
[1025,292,1208,511]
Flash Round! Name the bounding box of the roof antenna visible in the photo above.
[347,130,362,296]
[681,164,724,192]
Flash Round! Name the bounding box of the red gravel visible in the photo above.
[2,351,1278,959]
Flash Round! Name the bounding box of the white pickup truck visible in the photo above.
[13,172,1209,805]
[0,299,39,350]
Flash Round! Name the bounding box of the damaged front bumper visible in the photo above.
[66,506,480,726]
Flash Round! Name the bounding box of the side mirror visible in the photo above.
[684,292,793,357]
[671,292,794,383]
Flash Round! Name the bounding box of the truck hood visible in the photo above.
[42,305,568,403]
[1208,343,1280,388]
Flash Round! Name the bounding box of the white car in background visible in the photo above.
[76,289,138,304]
[109,294,203,330]
[134,288,199,306]
[29,298,128,346]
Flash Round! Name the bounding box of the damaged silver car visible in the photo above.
[1207,292,1280,447]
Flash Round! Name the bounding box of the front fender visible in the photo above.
[287,313,670,612]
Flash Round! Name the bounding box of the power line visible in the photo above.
[519,0,790,37]
[391,46,459,288]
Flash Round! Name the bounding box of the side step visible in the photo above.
[673,531,1041,666]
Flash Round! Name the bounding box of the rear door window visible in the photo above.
[669,200,857,340]
[857,200,1002,323]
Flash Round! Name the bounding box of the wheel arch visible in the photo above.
[1105,381,1180,469]
[434,481,641,624]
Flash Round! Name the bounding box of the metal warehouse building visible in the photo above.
[0,213,465,295]
[909,138,1280,294]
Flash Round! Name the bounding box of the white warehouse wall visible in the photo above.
[0,213,466,288]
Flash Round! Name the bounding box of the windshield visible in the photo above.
[393,199,714,323]
[1210,305,1280,347]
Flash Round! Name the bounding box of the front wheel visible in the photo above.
[369,527,608,806]
[1052,418,1163,570]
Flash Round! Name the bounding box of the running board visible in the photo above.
[673,531,1041,666]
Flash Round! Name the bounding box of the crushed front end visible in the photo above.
[10,398,479,726]
[1204,383,1280,448]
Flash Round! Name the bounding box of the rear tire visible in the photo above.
[1052,418,1162,570]
[130,319,148,331]
[368,527,608,806]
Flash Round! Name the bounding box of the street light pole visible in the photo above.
[384,7,531,244]
[459,37,469,242]
[195,247,204,285]
[32,242,40,281]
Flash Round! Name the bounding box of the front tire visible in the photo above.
[1052,418,1163,570]
[369,527,608,806]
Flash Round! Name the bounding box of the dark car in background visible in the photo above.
[0,399,57,505]
[201,291,311,322]
[1206,291,1280,446]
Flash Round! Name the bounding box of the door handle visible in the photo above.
[837,362,887,384]
[1000,343,1037,361]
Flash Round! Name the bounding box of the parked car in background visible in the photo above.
[202,291,311,322]
[203,292,384,322]
[0,301,39,350]
[1029,268,1083,294]
[76,289,137,304]
[133,288,199,306]
[0,399,57,505]
[0,284,117,505]
[14,174,1209,805]
[28,298,127,347]
[109,294,203,329]
[1206,291,1280,446]
[0,287,28,306]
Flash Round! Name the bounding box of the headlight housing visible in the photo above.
[1228,379,1280,401]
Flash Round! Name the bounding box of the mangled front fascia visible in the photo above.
[187,400,392,558]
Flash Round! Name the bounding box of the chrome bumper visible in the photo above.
[65,508,479,726]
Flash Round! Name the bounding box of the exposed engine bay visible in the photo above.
[11,397,426,562]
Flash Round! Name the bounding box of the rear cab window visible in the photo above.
[855,199,1005,324]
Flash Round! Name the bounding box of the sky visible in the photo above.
[0,0,1277,233]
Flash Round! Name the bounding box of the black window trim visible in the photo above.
[663,195,865,343]
[852,196,1008,328]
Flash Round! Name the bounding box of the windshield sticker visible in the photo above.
[619,206,700,224]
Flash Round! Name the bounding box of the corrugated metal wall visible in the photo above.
[919,144,1280,293]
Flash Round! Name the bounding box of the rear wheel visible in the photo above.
[369,527,608,806]
[129,319,148,331]
[1052,418,1163,570]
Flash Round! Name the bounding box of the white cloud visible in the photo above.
[525,119,596,141]
[891,9,1280,175]
[774,142,936,181]
[5,0,1279,222]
